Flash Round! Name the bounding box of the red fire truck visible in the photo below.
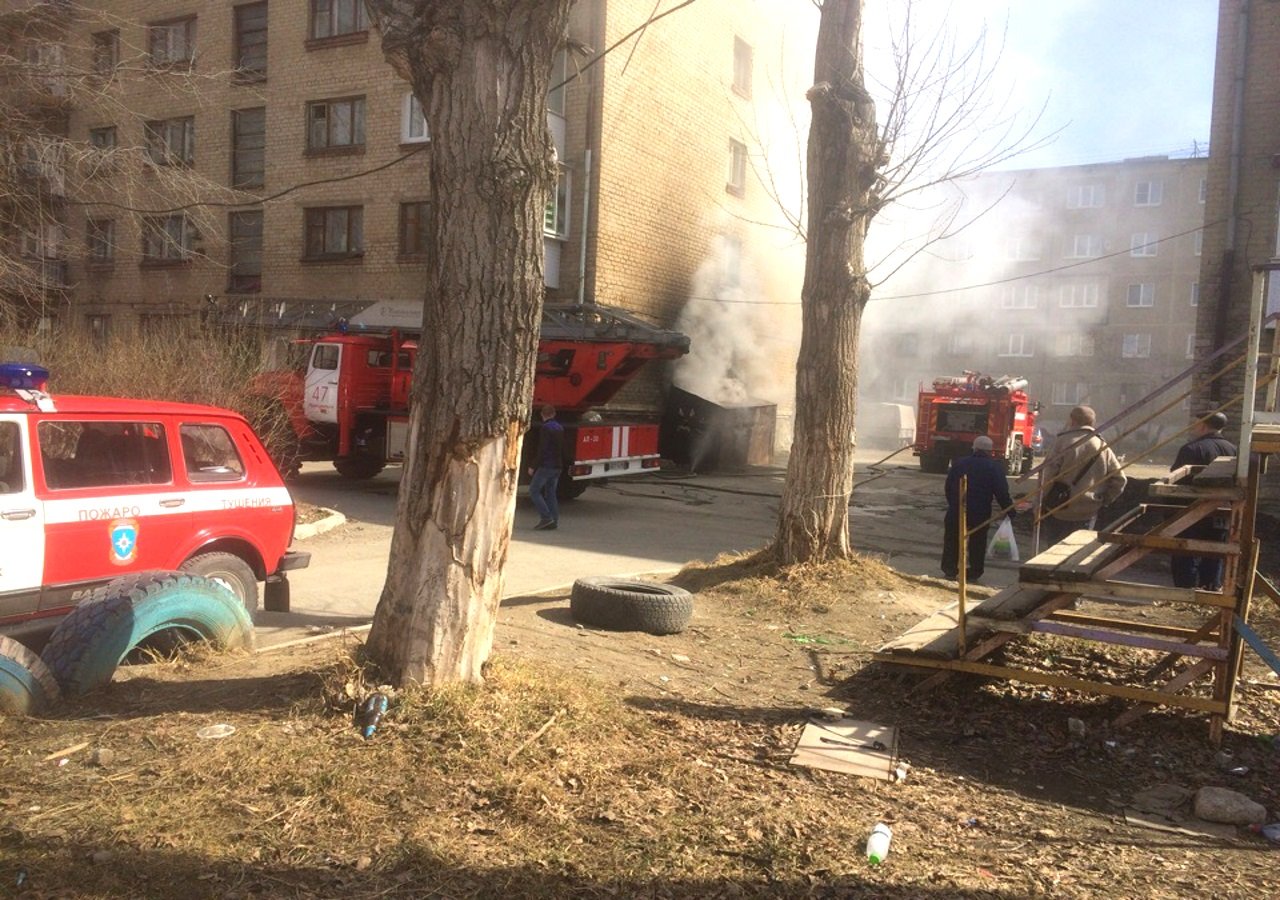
[913,372,1039,475]
[255,302,690,497]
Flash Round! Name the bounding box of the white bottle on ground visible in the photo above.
[865,823,892,865]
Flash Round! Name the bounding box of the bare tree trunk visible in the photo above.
[775,0,881,565]
[364,1,572,685]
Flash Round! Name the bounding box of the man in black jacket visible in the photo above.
[941,436,1016,582]
[1170,412,1236,590]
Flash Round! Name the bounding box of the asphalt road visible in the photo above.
[258,450,1172,647]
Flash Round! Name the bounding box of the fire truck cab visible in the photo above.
[0,363,308,638]
[913,372,1039,475]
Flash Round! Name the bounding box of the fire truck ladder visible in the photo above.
[874,264,1280,744]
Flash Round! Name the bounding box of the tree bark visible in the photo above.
[775,0,881,565]
[363,1,572,685]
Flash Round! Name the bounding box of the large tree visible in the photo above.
[363,1,573,685]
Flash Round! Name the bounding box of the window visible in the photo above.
[1066,184,1104,209]
[86,219,115,262]
[307,97,365,151]
[88,126,116,150]
[304,206,363,258]
[1067,234,1101,258]
[1193,229,1203,256]
[1199,177,1207,204]
[544,166,570,239]
[1190,282,1200,306]
[85,314,111,345]
[399,202,429,257]
[149,17,197,67]
[547,48,568,116]
[1005,237,1041,261]
[234,2,268,79]
[727,139,747,196]
[310,0,366,39]
[1134,180,1163,206]
[998,334,1033,357]
[1126,283,1154,307]
[1055,333,1094,357]
[28,43,65,94]
[733,36,753,97]
[1130,232,1158,257]
[145,116,195,167]
[142,214,195,262]
[312,343,340,370]
[181,424,245,483]
[39,421,172,490]
[1059,283,1099,308]
[1001,285,1039,309]
[1186,333,1197,359]
[1122,333,1152,358]
[401,93,429,143]
[228,211,262,293]
[0,422,24,494]
[92,30,119,74]
[1051,382,1089,406]
[232,107,266,188]
[947,333,974,355]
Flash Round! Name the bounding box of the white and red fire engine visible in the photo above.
[0,363,308,636]
[254,301,690,497]
[913,371,1040,475]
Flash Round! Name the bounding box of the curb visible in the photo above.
[293,508,347,540]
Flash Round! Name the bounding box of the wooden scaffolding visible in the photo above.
[875,266,1280,743]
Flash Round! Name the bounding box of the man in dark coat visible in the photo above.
[941,436,1016,582]
[1170,412,1236,590]
[528,404,565,530]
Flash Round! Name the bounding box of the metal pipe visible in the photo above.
[957,475,968,657]
[577,148,592,306]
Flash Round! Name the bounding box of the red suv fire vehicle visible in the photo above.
[0,363,308,638]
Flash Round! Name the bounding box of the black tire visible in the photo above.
[570,577,693,635]
[41,572,255,696]
[334,456,385,480]
[1021,445,1034,476]
[180,551,259,616]
[919,453,949,474]
[0,635,60,716]
[558,477,589,501]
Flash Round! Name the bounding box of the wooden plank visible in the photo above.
[969,585,1056,621]
[1145,617,1221,680]
[872,654,1229,713]
[1236,615,1280,677]
[1025,620,1228,660]
[1112,659,1217,728]
[1023,578,1236,609]
[877,603,993,660]
[1098,533,1241,556]
[1147,484,1244,501]
[1191,457,1240,488]
[1048,610,1218,640]
[1253,423,1280,453]
[1163,464,1196,485]
[1020,531,1124,584]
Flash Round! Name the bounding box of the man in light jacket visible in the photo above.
[1040,405,1127,547]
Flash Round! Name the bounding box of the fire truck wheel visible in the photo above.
[0,635,61,716]
[558,478,589,501]
[1021,446,1034,476]
[334,457,385,480]
[570,577,693,635]
[41,572,255,697]
[919,453,949,474]
[180,552,260,616]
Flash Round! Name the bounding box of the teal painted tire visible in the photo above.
[0,635,61,716]
[41,572,255,696]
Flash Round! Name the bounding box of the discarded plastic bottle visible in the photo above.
[1249,822,1280,844]
[866,823,892,865]
[355,692,389,739]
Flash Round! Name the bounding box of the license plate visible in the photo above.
[604,461,629,472]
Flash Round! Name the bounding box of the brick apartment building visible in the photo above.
[1198,0,1280,410]
[858,156,1208,453]
[6,0,810,390]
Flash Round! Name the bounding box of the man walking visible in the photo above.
[1170,412,1236,590]
[942,436,1016,583]
[1040,405,1127,547]
[528,404,564,530]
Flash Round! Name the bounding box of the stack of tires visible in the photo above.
[0,572,255,716]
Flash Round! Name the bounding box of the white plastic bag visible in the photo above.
[987,517,1019,562]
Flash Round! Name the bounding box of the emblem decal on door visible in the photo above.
[109,517,139,566]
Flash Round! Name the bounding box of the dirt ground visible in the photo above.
[2,552,1279,899]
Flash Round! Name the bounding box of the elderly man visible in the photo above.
[1040,405,1127,547]
[1170,412,1236,591]
[941,436,1015,583]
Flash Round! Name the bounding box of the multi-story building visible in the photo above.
[858,155,1207,453]
[31,0,810,416]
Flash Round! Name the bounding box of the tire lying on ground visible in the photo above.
[41,571,256,697]
[570,577,693,635]
[0,635,61,716]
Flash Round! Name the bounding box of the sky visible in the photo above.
[860,0,1220,170]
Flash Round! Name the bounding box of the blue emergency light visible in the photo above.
[0,362,50,391]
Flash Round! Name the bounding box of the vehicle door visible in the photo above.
[303,342,341,424]
[35,418,188,611]
[0,416,43,619]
